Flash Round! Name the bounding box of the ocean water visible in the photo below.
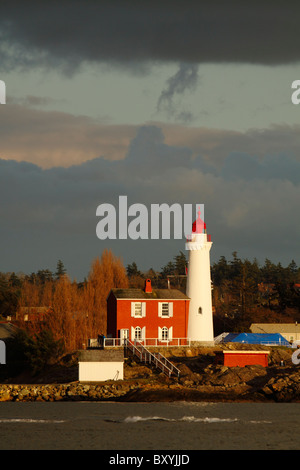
[0,401,299,451]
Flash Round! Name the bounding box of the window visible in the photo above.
[161,303,169,317]
[131,326,146,342]
[131,302,146,318]
[158,326,173,342]
[134,303,142,317]
[158,302,173,317]
[134,326,142,341]
[198,307,202,315]
[161,327,169,341]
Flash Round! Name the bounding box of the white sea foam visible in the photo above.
[122,415,272,424]
[123,415,238,424]
[124,416,175,423]
[181,416,238,423]
[0,418,65,423]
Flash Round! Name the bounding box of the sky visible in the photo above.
[1,0,300,281]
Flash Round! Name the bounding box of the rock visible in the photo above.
[261,385,273,396]
[1,345,300,403]
[185,349,194,357]
[183,379,194,386]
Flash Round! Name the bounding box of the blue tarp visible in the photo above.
[223,332,291,346]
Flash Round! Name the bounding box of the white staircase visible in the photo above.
[125,339,180,378]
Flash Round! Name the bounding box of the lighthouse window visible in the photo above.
[198,307,202,314]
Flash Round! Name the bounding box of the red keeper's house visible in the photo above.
[107,279,190,345]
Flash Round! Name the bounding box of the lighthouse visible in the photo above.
[185,208,214,345]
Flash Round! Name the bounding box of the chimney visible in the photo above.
[145,278,152,293]
[167,278,170,289]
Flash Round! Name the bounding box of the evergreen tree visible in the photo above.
[55,260,66,280]
[126,262,142,278]
[173,251,187,275]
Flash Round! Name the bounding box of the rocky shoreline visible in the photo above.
[1,345,300,403]
[1,364,300,403]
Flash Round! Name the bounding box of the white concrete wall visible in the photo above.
[79,361,124,382]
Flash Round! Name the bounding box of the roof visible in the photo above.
[109,288,189,300]
[0,322,17,340]
[18,307,50,314]
[223,350,270,355]
[251,323,300,334]
[222,332,290,346]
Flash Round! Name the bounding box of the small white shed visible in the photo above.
[78,349,124,382]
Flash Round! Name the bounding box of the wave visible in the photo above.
[118,415,239,423]
[115,416,272,424]
[0,418,65,424]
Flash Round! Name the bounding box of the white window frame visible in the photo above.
[131,326,146,342]
[131,302,146,318]
[158,302,173,318]
[161,326,169,341]
[135,326,142,341]
[158,326,173,342]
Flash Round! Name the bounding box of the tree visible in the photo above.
[84,249,128,337]
[173,251,187,275]
[26,329,65,375]
[160,261,175,277]
[55,260,66,280]
[0,274,19,318]
[5,328,64,376]
[36,269,53,284]
[126,262,142,278]
[211,256,229,286]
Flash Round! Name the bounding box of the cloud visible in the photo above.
[162,123,300,170]
[1,124,300,279]
[157,63,199,122]
[0,1,300,75]
[0,102,137,168]
[220,152,300,184]
[3,100,300,172]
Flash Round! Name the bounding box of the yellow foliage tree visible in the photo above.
[17,249,128,352]
[84,249,128,339]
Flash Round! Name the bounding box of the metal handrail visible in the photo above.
[125,339,180,378]
[153,351,179,376]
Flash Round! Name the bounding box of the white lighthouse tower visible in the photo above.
[186,208,214,345]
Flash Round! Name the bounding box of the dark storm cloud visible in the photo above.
[1,125,300,278]
[157,63,199,122]
[0,1,299,74]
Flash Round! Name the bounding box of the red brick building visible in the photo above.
[107,279,190,345]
